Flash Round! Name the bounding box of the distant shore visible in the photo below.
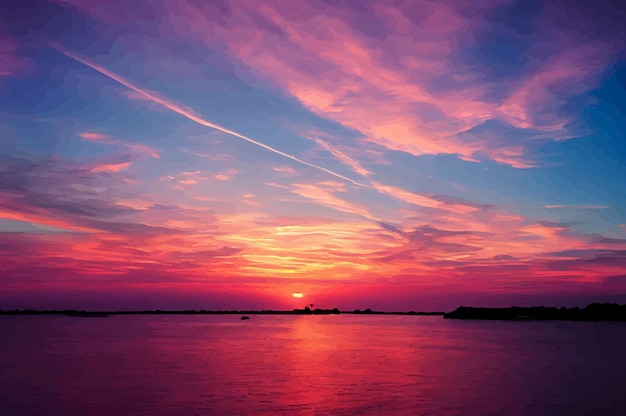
[3,303,625,321]
[0,308,445,316]
[444,303,626,321]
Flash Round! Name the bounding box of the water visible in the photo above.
[1,314,625,415]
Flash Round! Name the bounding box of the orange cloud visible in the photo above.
[372,182,441,209]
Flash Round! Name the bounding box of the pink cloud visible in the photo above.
[53,1,618,171]
[213,168,239,182]
[272,165,297,175]
[90,161,131,173]
[0,38,31,79]
[309,137,371,177]
[173,1,491,155]
[161,170,211,189]
[497,45,610,132]
[288,182,377,221]
[79,132,108,141]
[0,207,97,233]
[152,0,614,168]
[545,205,609,210]
[79,132,160,158]
[2,144,624,304]
[372,182,441,209]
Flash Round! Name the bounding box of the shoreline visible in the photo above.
[3,302,626,321]
[0,309,445,316]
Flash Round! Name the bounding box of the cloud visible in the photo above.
[373,223,482,263]
[52,43,368,187]
[79,132,160,158]
[213,168,239,182]
[604,275,626,288]
[161,170,210,189]
[590,236,626,245]
[371,182,494,214]
[496,46,609,132]
[308,136,371,177]
[537,249,626,275]
[492,254,519,261]
[90,161,131,173]
[0,154,165,235]
[3,0,625,307]
[272,165,297,174]
[289,182,377,221]
[79,132,107,141]
[544,204,609,210]
[148,0,618,168]
[0,37,30,79]
[372,182,441,209]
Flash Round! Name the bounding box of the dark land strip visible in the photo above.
[3,303,626,321]
[0,308,444,317]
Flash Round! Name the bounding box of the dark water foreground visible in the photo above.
[1,315,625,415]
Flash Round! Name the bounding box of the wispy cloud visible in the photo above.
[79,132,160,158]
[89,161,131,173]
[272,166,297,174]
[544,205,609,210]
[52,44,368,187]
[213,168,239,182]
[290,183,377,221]
[0,38,30,78]
[167,0,617,168]
[308,136,371,177]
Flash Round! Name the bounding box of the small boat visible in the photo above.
[240,316,250,320]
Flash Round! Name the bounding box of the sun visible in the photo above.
[291,292,304,298]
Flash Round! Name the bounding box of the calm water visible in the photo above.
[1,314,625,415]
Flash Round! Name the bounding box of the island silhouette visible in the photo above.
[2,303,626,321]
[444,303,626,321]
[0,308,444,316]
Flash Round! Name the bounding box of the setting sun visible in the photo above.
[292,292,304,298]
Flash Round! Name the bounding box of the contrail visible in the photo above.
[51,44,369,187]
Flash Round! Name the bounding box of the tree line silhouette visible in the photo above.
[2,303,624,321]
[444,303,626,321]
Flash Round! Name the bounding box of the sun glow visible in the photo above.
[292,292,304,298]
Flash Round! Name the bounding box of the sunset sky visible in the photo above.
[1,0,625,311]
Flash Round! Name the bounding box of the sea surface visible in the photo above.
[1,314,625,415]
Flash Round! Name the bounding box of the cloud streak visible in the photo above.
[544,205,609,210]
[52,44,369,188]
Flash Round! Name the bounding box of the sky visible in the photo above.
[1,0,625,311]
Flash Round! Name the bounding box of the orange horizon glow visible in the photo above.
[1,0,625,311]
